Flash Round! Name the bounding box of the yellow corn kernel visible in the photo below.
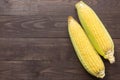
[68,16,105,78]
[75,1,115,63]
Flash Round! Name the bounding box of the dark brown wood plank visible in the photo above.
[0,0,119,16]
[0,0,119,38]
[0,0,77,16]
[0,38,119,62]
[0,38,74,60]
[0,15,119,38]
[0,60,119,80]
[0,16,69,38]
[0,60,87,80]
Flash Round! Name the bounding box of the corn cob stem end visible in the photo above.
[97,70,105,78]
[105,50,115,64]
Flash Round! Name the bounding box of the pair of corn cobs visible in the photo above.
[68,1,115,78]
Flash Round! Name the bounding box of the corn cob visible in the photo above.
[75,1,115,63]
[68,16,105,78]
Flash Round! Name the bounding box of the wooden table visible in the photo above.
[0,0,119,80]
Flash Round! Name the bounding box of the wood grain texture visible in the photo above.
[0,0,119,80]
[0,38,119,61]
[0,0,119,16]
[0,60,119,80]
[0,38,74,61]
[0,15,119,38]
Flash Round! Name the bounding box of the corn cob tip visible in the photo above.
[106,50,115,64]
[68,16,73,22]
[75,1,85,8]
[68,16,75,25]
[97,70,105,78]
